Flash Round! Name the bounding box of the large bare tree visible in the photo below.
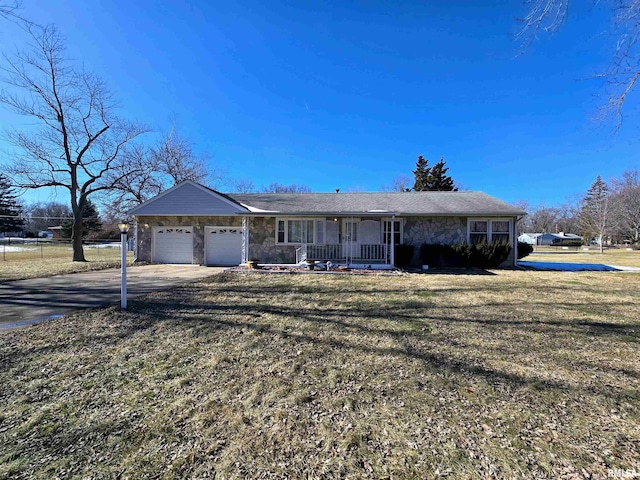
[610,168,640,243]
[102,125,216,218]
[0,24,146,261]
[517,0,640,128]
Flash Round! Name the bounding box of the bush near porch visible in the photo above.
[420,242,512,268]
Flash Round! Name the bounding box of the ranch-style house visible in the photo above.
[129,181,526,268]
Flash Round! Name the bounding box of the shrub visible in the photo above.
[420,242,512,268]
[517,241,534,259]
[394,244,414,267]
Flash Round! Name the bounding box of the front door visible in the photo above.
[342,219,359,260]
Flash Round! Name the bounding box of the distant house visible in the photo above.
[518,232,583,246]
[48,226,64,242]
[129,181,526,268]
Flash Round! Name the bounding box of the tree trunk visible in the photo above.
[72,216,86,262]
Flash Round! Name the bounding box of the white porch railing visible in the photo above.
[297,244,388,263]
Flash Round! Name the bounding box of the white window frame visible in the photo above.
[383,219,403,245]
[467,218,513,244]
[275,218,316,245]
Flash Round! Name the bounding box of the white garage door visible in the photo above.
[153,227,193,264]
[206,227,243,266]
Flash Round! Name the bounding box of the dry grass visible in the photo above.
[527,247,640,267]
[0,244,132,281]
[1,271,639,478]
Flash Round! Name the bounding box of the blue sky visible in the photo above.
[1,0,639,208]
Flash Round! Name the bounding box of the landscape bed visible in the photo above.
[0,270,638,478]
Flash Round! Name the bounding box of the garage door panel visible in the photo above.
[206,227,242,266]
[154,227,193,264]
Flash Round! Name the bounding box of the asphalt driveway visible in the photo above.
[0,265,223,330]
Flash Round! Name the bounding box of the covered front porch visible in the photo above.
[240,215,402,267]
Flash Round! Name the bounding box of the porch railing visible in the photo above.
[297,244,388,263]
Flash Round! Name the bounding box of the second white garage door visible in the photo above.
[206,227,243,266]
[153,227,193,264]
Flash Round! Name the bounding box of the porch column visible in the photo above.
[242,216,248,264]
[390,215,395,266]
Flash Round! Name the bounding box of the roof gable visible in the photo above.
[128,181,249,216]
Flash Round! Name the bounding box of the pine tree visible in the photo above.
[61,199,102,239]
[580,176,609,253]
[412,156,431,191]
[426,158,458,191]
[0,174,24,234]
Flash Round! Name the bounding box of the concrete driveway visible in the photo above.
[0,265,223,330]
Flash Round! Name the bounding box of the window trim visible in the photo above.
[275,218,316,245]
[383,219,404,245]
[467,218,512,244]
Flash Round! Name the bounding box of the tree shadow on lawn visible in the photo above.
[124,293,639,401]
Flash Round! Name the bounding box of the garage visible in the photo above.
[153,227,193,264]
[206,226,243,266]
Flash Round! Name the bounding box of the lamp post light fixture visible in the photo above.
[118,222,129,310]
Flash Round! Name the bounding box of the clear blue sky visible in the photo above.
[1,0,639,208]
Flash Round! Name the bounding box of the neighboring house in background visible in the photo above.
[129,181,526,268]
[48,226,64,241]
[518,232,583,246]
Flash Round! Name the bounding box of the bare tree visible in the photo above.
[261,183,311,193]
[382,175,412,192]
[22,201,70,233]
[528,206,560,233]
[0,1,23,22]
[517,0,640,129]
[102,124,219,218]
[228,179,255,193]
[0,24,146,261]
[610,168,640,243]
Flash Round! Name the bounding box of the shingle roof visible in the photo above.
[229,191,525,216]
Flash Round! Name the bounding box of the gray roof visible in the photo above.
[230,191,525,216]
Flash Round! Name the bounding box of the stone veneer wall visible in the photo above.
[247,217,297,264]
[402,216,467,265]
[135,215,243,264]
[401,215,516,267]
[135,215,515,267]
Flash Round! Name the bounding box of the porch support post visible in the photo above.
[390,214,395,266]
[242,216,248,264]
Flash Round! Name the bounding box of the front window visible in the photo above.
[468,219,511,244]
[276,219,314,244]
[470,220,488,245]
[492,220,510,244]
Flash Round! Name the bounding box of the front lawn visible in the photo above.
[526,247,640,267]
[0,244,133,281]
[1,271,638,478]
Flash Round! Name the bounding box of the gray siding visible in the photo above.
[130,183,247,216]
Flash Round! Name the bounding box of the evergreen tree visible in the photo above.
[61,199,102,239]
[0,173,24,234]
[412,156,431,191]
[579,176,609,253]
[426,158,458,191]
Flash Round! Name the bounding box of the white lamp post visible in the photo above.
[118,222,129,310]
